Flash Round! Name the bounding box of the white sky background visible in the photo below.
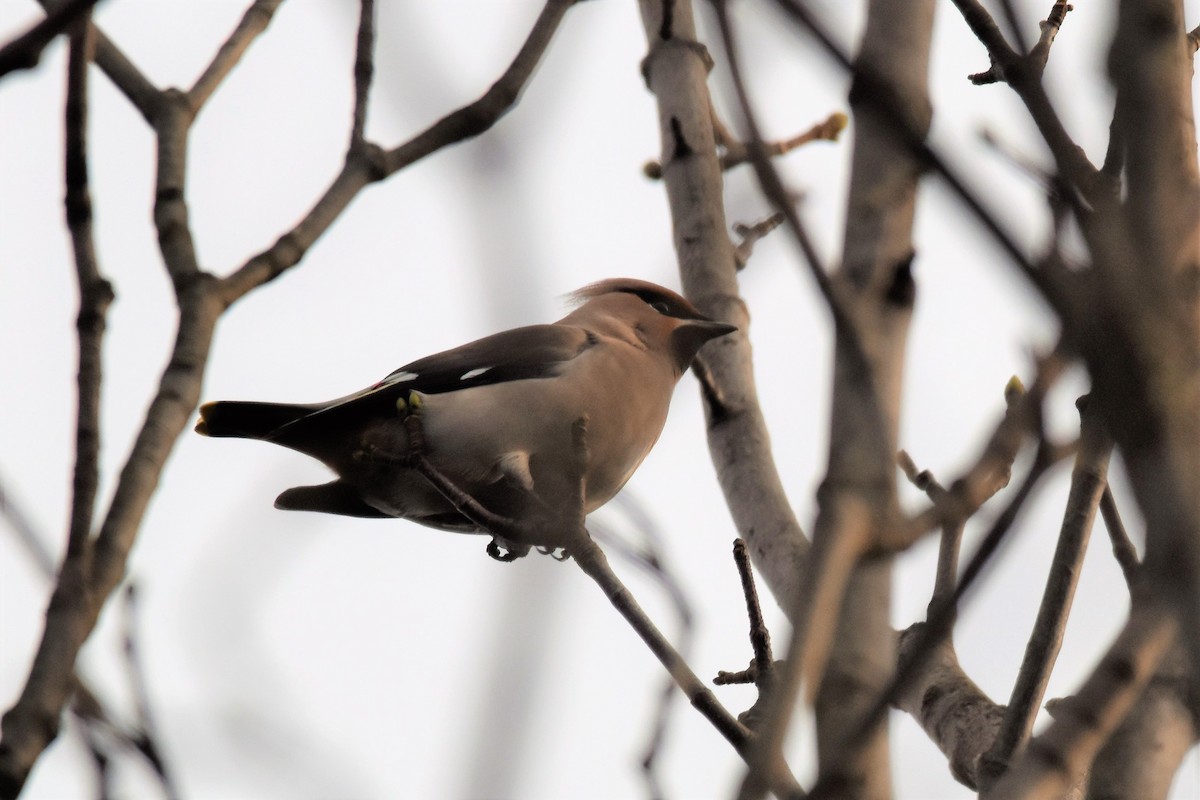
[2,0,1199,798]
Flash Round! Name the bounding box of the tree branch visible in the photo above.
[220,0,577,303]
[0,0,102,78]
[808,435,1072,799]
[62,16,110,563]
[951,0,1101,202]
[1085,641,1197,798]
[349,0,374,146]
[893,622,1005,790]
[0,21,122,794]
[984,591,1178,799]
[634,0,808,619]
[381,0,575,175]
[1100,486,1139,587]
[188,0,284,112]
[898,450,965,620]
[36,0,161,123]
[3,2,585,790]
[978,394,1113,789]
[767,0,1085,324]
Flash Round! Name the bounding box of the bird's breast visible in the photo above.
[418,347,677,514]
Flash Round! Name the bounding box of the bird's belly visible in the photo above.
[419,378,670,515]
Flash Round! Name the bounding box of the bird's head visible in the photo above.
[570,278,737,373]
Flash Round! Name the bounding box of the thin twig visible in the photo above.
[188,0,284,111]
[644,111,848,178]
[950,0,1097,203]
[733,212,784,271]
[571,537,752,752]
[350,0,375,146]
[0,0,102,78]
[381,0,574,175]
[572,537,805,797]
[0,476,172,792]
[978,394,1113,789]
[714,540,778,731]
[978,128,1053,190]
[898,451,963,620]
[220,0,577,303]
[35,0,160,122]
[0,22,124,795]
[889,363,1064,551]
[121,585,179,799]
[765,0,1085,322]
[969,1,1073,85]
[735,492,873,800]
[588,500,695,799]
[734,539,774,681]
[721,112,848,172]
[63,15,110,563]
[0,475,57,578]
[1027,1,1073,75]
[403,416,801,792]
[989,592,1177,797]
[1100,486,1139,587]
[710,0,842,320]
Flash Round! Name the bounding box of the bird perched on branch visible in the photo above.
[196,278,735,554]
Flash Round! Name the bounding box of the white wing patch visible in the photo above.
[384,370,418,384]
[460,366,491,381]
[497,451,534,490]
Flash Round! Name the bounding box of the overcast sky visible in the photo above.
[3,1,1199,797]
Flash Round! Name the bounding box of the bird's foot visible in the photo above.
[536,545,571,561]
[487,538,531,562]
[394,389,424,417]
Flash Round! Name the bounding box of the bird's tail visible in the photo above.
[195,401,319,440]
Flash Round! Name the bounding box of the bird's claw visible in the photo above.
[536,545,571,562]
[487,538,530,562]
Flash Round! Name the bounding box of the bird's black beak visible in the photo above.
[670,319,737,370]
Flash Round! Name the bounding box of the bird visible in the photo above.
[195,278,735,553]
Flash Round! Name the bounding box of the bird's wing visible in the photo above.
[271,324,598,438]
[375,323,598,395]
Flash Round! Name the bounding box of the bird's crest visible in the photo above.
[569,278,709,321]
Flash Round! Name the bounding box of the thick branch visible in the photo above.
[635,0,808,617]
[893,623,1004,789]
[1086,642,1198,799]
[808,439,1069,799]
[767,0,1083,325]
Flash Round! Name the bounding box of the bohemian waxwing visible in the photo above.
[195,278,735,550]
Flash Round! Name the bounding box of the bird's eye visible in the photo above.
[649,301,670,314]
